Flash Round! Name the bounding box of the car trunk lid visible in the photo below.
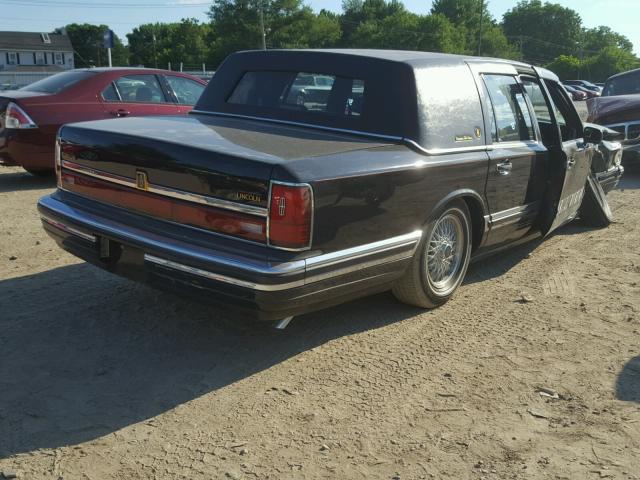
[57,113,393,245]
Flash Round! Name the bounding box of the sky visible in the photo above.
[1,0,638,55]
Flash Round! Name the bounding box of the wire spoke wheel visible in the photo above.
[425,212,464,295]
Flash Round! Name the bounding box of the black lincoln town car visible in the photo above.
[37,50,623,325]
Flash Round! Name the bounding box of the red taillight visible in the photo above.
[268,182,313,250]
[4,102,37,129]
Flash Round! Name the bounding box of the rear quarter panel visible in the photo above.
[274,146,489,253]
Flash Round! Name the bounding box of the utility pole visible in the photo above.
[259,1,266,50]
[152,32,158,68]
[477,0,483,56]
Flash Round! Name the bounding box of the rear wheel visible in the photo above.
[392,200,472,308]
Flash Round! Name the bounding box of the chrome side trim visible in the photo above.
[402,138,490,156]
[41,215,97,243]
[489,201,540,226]
[61,160,268,217]
[306,230,422,271]
[144,254,305,291]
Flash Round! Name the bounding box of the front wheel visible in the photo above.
[392,200,472,309]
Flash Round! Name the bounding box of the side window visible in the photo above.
[521,78,559,147]
[543,80,582,141]
[483,74,535,143]
[114,75,166,104]
[101,82,120,102]
[165,76,205,105]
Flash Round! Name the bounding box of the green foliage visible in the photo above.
[57,0,639,82]
[128,19,210,68]
[207,0,341,65]
[503,0,582,63]
[581,26,634,54]
[546,54,582,80]
[55,23,128,67]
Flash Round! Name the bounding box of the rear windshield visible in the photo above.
[20,70,96,94]
[603,71,640,96]
[227,71,364,117]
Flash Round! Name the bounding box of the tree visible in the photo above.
[340,0,405,46]
[581,26,634,55]
[546,54,582,79]
[502,0,582,64]
[582,47,640,82]
[431,0,514,58]
[56,23,128,67]
[127,23,174,68]
[207,0,341,66]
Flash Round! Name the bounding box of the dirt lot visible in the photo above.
[0,165,639,480]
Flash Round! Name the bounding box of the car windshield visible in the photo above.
[603,71,640,96]
[20,70,96,94]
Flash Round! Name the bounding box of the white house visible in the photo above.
[0,31,74,72]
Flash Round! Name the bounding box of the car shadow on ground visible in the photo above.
[0,262,425,458]
[0,171,55,193]
[616,356,640,403]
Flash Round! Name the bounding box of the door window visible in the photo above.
[165,75,205,105]
[543,80,582,141]
[483,74,535,143]
[114,75,167,103]
[101,82,120,102]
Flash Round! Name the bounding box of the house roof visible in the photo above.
[0,31,73,52]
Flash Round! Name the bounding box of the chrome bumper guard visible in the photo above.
[39,195,421,292]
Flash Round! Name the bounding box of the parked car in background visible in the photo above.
[602,68,640,97]
[563,84,587,100]
[564,79,602,94]
[589,68,640,163]
[0,68,207,175]
[572,85,600,99]
[38,50,622,324]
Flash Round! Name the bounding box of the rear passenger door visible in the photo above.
[482,73,549,247]
[100,74,179,118]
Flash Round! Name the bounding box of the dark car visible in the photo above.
[0,68,207,175]
[564,79,602,94]
[572,85,599,99]
[588,68,640,163]
[563,84,587,100]
[38,50,622,326]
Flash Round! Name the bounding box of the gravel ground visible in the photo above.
[0,165,639,480]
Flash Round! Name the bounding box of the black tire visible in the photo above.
[392,200,472,309]
[24,168,54,177]
[580,173,612,228]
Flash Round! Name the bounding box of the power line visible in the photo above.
[0,0,210,8]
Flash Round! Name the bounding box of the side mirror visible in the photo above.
[583,125,604,144]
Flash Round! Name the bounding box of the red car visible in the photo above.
[0,68,207,175]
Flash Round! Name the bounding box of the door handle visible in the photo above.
[496,160,512,176]
[111,109,130,117]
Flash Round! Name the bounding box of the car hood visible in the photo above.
[587,94,640,124]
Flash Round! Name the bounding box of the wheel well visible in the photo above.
[462,196,485,252]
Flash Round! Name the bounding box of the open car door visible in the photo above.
[532,67,595,235]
